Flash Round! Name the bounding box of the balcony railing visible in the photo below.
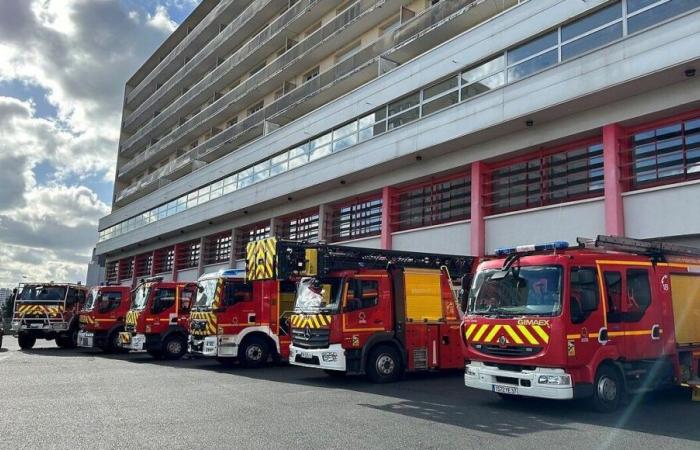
[126,0,237,107]
[123,0,293,134]
[117,0,390,178]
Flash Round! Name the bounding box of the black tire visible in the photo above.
[106,329,128,354]
[57,328,78,349]
[0,333,4,349]
[56,336,70,348]
[324,369,346,378]
[18,333,36,350]
[366,344,403,383]
[590,364,624,413]
[162,335,187,360]
[239,336,270,368]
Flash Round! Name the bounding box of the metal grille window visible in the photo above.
[154,247,174,274]
[135,254,153,278]
[486,142,604,214]
[106,261,118,283]
[235,223,271,259]
[203,233,232,265]
[177,240,201,270]
[119,258,134,281]
[393,175,471,231]
[328,197,382,242]
[624,116,700,188]
[279,211,320,241]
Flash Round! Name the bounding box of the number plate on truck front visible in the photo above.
[300,351,312,359]
[493,385,517,395]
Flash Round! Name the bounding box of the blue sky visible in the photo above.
[0,0,200,286]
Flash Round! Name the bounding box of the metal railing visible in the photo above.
[126,0,237,106]
[123,0,294,133]
[121,0,317,152]
[117,0,386,178]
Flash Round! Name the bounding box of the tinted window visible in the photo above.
[180,287,196,313]
[345,279,379,310]
[98,292,123,314]
[152,288,176,314]
[604,271,623,323]
[570,267,600,324]
[224,282,253,306]
[626,269,652,321]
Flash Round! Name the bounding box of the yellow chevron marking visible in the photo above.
[472,324,489,342]
[502,325,524,345]
[484,325,502,343]
[531,325,549,344]
[464,323,477,340]
[517,325,540,345]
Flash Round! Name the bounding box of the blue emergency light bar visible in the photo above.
[220,269,246,277]
[494,241,569,257]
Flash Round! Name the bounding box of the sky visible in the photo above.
[0,0,200,287]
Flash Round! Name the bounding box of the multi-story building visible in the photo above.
[96,0,700,285]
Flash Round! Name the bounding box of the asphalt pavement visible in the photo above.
[0,337,698,449]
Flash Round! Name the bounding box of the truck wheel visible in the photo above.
[162,335,187,360]
[366,345,403,383]
[590,365,623,413]
[239,336,269,368]
[106,329,128,354]
[18,333,36,350]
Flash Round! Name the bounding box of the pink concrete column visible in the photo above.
[172,244,180,281]
[150,250,157,277]
[470,162,486,257]
[603,124,625,236]
[380,186,396,250]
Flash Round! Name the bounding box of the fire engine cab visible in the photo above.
[188,268,296,366]
[118,277,196,359]
[78,285,132,352]
[462,236,700,412]
[248,238,475,383]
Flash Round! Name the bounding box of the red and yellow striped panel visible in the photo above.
[290,314,332,329]
[17,304,63,317]
[464,322,550,346]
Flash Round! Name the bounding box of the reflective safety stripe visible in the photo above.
[517,325,540,345]
[502,325,524,344]
[484,325,502,343]
[531,325,550,344]
[472,324,489,342]
[290,314,332,329]
[464,323,477,340]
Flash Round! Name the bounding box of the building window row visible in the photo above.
[328,197,383,243]
[392,174,471,231]
[100,0,699,243]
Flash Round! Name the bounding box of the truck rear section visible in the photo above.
[248,238,475,382]
[118,278,196,359]
[188,268,296,367]
[11,283,87,349]
[77,285,131,352]
[461,236,700,411]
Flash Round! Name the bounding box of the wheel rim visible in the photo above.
[597,375,617,402]
[246,344,263,361]
[376,354,396,376]
[167,340,183,355]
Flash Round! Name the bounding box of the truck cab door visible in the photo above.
[621,266,664,360]
[566,266,605,369]
[341,276,390,350]
[178,285,196,328]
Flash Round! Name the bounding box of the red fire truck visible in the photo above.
[188,269,296,366]
[11,282,88,349]
[462,236,700,412]
[77,285,132,352]
[248,238,475,383]
[118,277,196,359]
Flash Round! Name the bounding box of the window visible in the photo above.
[486,142,604,214]
[388,92,420,130]
[247,101,264,117]
[180,286,196,313]
[135,254,153,278]
[625,116,700,188]
[303,66,320,83]
[235,222,271,259]
[106,262,118,283]
[569,267,600,324]
[329,197,382,242]
[98,292,123,314]
[627,0,700,34]
[119,258,134,280]
[506,31,558,81]
[345,279,379,311]
[279,211,320,241]
[335,40,361,64]
[203,233,232,265]
[394,175,470,231]
[154,247,174,274]
[177,240,201,270]
[223,281,253,306]
[561,2,623,61]
[604,271,623,323]
[422,76,459,116]
[152,288,176,314]
[626,268,652,321]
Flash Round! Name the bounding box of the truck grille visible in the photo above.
[291,327,330,349]
[471,343,542,358]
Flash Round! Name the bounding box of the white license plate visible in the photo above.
[493,385,517,395]
[300,351,312,359]
[30,323,43,328]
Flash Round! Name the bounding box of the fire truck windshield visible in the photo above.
[131,285,151,311]
[82,288,100,311]
[18,285,66,301]
[294,277,343,313]
[468,266,562,317]
[194,279,218,309]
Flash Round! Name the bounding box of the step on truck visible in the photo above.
[248,238,476,383]
[118,277,196,360]
[461,236,700,412]
[188,268,296,367]
[11,282,88,350]
[77,285,132,352]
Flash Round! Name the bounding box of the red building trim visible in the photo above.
[381,186,395,250]
[470,162,485,257]
[603,124,625,236]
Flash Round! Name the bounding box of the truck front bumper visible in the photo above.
[289,344,346,372]
[464,361,573,400]
[118,332,145,351]
[189,335,219,357]
[77,331,95,348]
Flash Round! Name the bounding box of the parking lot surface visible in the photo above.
[0,338,698,449]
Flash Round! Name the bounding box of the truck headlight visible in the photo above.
[537,375,571,385]
[322,352,337,362]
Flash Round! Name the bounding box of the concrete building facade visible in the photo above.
[96,0,700,285]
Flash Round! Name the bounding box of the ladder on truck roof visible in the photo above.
[246,238,475,282]
[577,235,700,260]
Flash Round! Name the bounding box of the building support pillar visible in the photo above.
[470,162,486,257]
[130,256,137,289]
[197,237,206,277]
[172,244,180,281]
[603,124,625,236]
[317,204,329,242]
[150,250,157,277]
[381,186,396,250]
[228,229,238,269]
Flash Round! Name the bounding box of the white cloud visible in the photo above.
[0,0,189,287]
